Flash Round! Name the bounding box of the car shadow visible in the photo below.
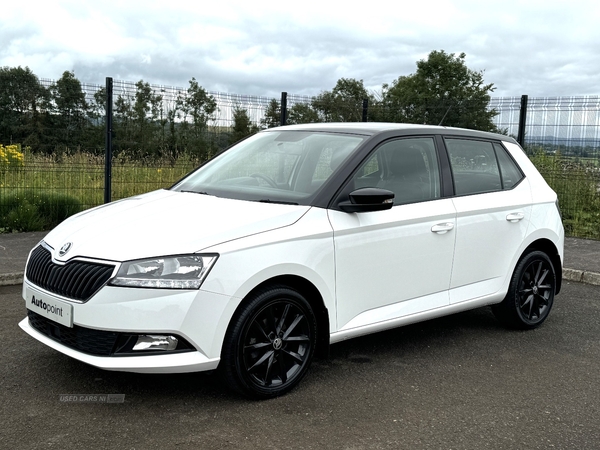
[37,305,506,401]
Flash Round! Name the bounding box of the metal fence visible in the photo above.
[490,95,600,240]
[33,77,600,156]
[38,78,313,129]
[1,78,600,239]
[492,95,600,154]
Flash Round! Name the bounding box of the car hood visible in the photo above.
[43,189,310,262]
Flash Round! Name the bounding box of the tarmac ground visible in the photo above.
[1,281,599,449]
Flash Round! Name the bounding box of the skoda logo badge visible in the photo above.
[59,242,73,257]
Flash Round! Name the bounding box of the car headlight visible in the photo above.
[109,254,218,289]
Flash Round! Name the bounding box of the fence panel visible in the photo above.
[518,96,600,240]
[2,79,600,239]
[489,96,521,137]
[522,96,600,156]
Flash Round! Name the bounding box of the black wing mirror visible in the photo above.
[339,188,395,213]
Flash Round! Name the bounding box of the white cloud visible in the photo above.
[1,0,600,97]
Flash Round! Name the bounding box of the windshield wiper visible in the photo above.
[258,199,299,205]
[180,190,211,195]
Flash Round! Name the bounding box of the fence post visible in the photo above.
[517,94,528,147]
[362,99,368,122]
[280,92,287,126]
[104,77,113,204]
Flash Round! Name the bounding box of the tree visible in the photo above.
[312,78,371,122]
[287,102,319,125]
[177,78,217,158]
[51,71,88,146]
[260,98,280,128]
[0,66,51,149]
[230,105,259,144]
[160,92,178,157]
[181,78,217,133]
[381,50,498,131]
[113,89,135,151]
[111,80,164,156]
[133,80,163,155]
[89,87,106,120]
[284,78,375,124]
[80,86,107,153]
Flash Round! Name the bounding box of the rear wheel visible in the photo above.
[221,286,317,399]
[492,250,556,329]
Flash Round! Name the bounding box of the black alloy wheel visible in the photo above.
[493,250,556,329]
[222,286,317,399]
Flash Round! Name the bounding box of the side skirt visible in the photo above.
[329,293,505,345]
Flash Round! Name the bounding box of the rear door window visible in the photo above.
[445,138,523,196]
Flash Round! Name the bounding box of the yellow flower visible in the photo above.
[0,144,25,170]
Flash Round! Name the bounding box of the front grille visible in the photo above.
[26,245,115,302]
[28,310,119,356]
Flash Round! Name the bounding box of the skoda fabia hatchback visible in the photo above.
[20,123,564,398]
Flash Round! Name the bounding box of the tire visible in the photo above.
[492,250,556,330]
[221,286,317,399]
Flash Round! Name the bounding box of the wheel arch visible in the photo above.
[523,238,563,294]
[224,274,331,359]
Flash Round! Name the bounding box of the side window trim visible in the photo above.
[435,135,455,197]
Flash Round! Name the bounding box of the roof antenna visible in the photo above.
[438,105,452,126]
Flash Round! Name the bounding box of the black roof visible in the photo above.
[263,122,517,144]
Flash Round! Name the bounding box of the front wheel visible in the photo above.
[492,250,556,329]
[221,286,317,399]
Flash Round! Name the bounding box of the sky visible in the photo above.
[1,0,599,99]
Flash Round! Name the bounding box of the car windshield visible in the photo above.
[172,130,365,205]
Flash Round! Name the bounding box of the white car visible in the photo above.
[20,123,564,398]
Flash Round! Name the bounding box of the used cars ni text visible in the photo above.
[20,123,564,398]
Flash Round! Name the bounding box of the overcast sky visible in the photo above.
[2,0,599,98]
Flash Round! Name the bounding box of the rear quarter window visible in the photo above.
[494,143,524,189]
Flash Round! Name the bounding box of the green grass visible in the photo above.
[1,150,599,240]
[0,191,82,232]
[529,151,600,240]
[0,152,201,232]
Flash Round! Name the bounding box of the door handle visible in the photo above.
[431,223,454,234]
[506,212,525,223]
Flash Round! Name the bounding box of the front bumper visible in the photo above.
[19,317,220,373]
[21,279,237,373]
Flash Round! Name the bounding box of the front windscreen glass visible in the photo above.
[172,131,364,205]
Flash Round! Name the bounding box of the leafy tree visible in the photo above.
[230,105,259,144]
[285,79,372,124]
[160,93,178,157]
[380,50,498,131]
[260,98,281,128]
[113,90,135,150]
[181,78,217,133]
[111,80,164,156]
[177,78,217,158]
[81,87,107,152]
[50,71,89,146]
[133,80,163,155]
[312,78,371,122]
[89,87,106,120]
[287,102,320,125]
[0,66,51,150]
